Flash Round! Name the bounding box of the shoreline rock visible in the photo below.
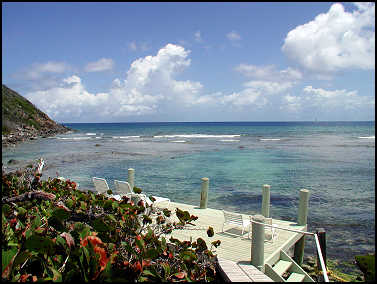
[2,124,71,148]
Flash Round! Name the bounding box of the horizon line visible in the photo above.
[60,120,375,124]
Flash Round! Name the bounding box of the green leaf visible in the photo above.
[47,216,65,231]
[103,200,113,210]
[51,208,70,221]
[25,235,54,254]
[78,225,90,239]
[112,202,119,210]
[2,204,12,215]
[142,269,158,279]
[144,248,159,259]
[82,246,90,265]
[161,237,167,249]
[13,251,31,266]
[17,207,27,217]
[162,263,170,279]
[66,198,74,209]
[49,266,62,282]
[92,218,109,232]
[31,214,41,229]
[107,214,117,223]
[56,235,66,247]
[2,247,18,279]
[80,201,87,210]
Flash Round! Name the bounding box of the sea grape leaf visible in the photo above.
[48,216,65,231]
[144,248,159,259]
[13,251,31,266]
[2,247,18,279]
[92,218,109,232]
[25,235,54,254]
[66,198,74,209]
[80,201,87,210]
[31,214,41,229]
[2,204,12,216]
[103,200,113,210]
[49,266,62,282]
[51,208,70,222]
[17,207,27,217]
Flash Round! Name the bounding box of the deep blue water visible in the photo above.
[2,121,375,268]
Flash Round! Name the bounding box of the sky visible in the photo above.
[2,2,375,123]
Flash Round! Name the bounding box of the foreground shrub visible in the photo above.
[2,161,220,282]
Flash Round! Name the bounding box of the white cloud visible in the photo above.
[63,75,81,85]
[280,94,302,112]
[235,64,302,81]
[243,80,294,95]
[303,85,357,99]
[25,44,205,121]
[220,88,266,107]
[16,61,70,80]
[85,58,114,72]
[281,85,374,113]
[282,2,375,72]
[226,30,241,41]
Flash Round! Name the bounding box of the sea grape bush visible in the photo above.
[2,161,221,282]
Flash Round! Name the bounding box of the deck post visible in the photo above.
[199,177,209,209]
[316,228,327,270]
[261,184,270,217]
[251,215,265,271]
[293,189,310,266]
[128,168,135,190]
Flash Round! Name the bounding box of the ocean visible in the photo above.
[2,121,375,272]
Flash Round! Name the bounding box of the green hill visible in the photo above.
[2,84,70,146]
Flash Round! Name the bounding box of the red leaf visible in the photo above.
[175,271,186,279]
[60,232,75,248]
[142,259,151,267]
[20,274,31,282]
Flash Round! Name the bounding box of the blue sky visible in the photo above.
[2,2,375,122]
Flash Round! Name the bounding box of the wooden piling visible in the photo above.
[261,184,270,218]
[251,215,265,271]
[128,168,135,190]
[316,228,327,270]
[199,177,209,209]
[293,189,310,266]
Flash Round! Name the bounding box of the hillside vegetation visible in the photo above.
[2,84,70,146]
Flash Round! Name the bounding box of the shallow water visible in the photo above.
[2,121,375,271]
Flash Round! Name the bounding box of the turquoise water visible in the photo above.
[2,121,375,268]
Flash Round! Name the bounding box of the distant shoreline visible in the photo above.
[2,124,71,148]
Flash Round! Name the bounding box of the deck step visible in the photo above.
[286,272,306,282]
[273,260,292,276]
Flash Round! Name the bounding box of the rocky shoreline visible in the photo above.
[2,124,71,148]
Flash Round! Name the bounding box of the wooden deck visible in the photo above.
[155,201,308,282]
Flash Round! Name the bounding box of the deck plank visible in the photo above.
[155,201,307,282]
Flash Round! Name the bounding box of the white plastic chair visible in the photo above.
[114,179,170,207]
[264,217,278,243]
[222,210,251,238]
[114,180,135,196]
[92,177,122,201]
[250,216,278,243]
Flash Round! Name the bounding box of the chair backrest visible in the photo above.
[223,210,244,226]
[265,217,273,232]
[114,180,133,194]
[92,177,109,194]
